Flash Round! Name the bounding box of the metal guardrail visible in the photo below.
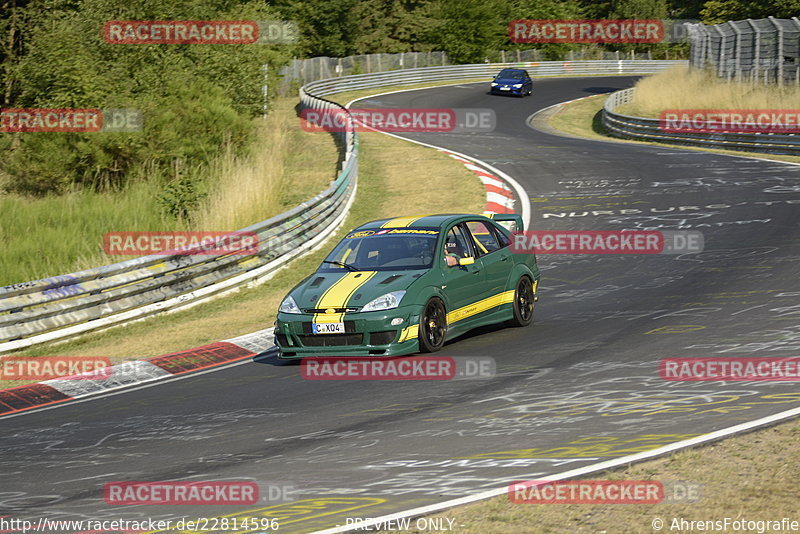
[602,87,800,155]
[304,60,686,96]
[0,88,359,354]
[0,60,683,354]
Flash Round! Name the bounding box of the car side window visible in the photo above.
[444,225,473,259]
[466,221,501,255]
[491,222,511,248]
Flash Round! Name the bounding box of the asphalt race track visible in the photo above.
[2,76,800,533]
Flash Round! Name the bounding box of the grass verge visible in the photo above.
[382,417,800,533]
[618,66,800,117]
[543,90,800,165]
[1,85,484,388]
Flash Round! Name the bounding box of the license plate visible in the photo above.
[312,322,345,334]
[500,87,510,91]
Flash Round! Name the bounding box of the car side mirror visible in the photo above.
[459,257,475,266]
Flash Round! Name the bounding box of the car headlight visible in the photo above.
[279,295,301,314]
[360,290,406,312]
[491,82,498,86]
[513,83,523,88]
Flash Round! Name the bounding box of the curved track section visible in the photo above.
[2,77,799,533]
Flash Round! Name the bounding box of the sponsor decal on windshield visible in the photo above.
[345,227,440,239]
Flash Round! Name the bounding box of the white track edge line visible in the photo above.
[344,92,531,231]
[312,404,800,534]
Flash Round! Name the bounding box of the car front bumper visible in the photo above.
[491,86,525,95]
[275,304,423,358]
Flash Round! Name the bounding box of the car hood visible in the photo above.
[494,77,524,84]
[289,269,424,311]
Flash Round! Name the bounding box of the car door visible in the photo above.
[464,220,512,300]
[440,224,485,317]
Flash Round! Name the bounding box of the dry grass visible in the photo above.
[619,66,800,118]
[383,417,800,534]
[544,86,800,164]
[198,98,335,230]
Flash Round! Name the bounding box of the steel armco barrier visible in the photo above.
[303,60,685,96]
[0,60,683,353]
[603,87,800,155]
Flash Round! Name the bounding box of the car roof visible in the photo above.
[498,68,527,74]
[355,214,494,231]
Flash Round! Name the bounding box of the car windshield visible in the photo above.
[319,227,440,272]
[497,70,525,79]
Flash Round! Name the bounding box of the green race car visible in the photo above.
[275,213,539,358]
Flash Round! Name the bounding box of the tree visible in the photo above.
[701,0,800,23]
[428,0,506,64]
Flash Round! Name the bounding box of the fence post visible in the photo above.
[794,18,800,84]
[731,22,743,81]
[747,19,761,85]
[714,25,725,77]
[769,17,784,85]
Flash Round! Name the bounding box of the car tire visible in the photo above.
[418,298,447,352]
[506,276,535,327]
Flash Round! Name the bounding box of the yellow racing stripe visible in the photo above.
[313,271,377,323]
[380,215,428,228]
[399,290,516,344]
[446,290,515,324]
[398,323,420,342]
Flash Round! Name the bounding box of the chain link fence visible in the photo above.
[686,17,800,84]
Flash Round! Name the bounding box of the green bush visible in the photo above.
[0,0,294,199]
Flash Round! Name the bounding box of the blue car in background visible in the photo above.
[490,68,533,97]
